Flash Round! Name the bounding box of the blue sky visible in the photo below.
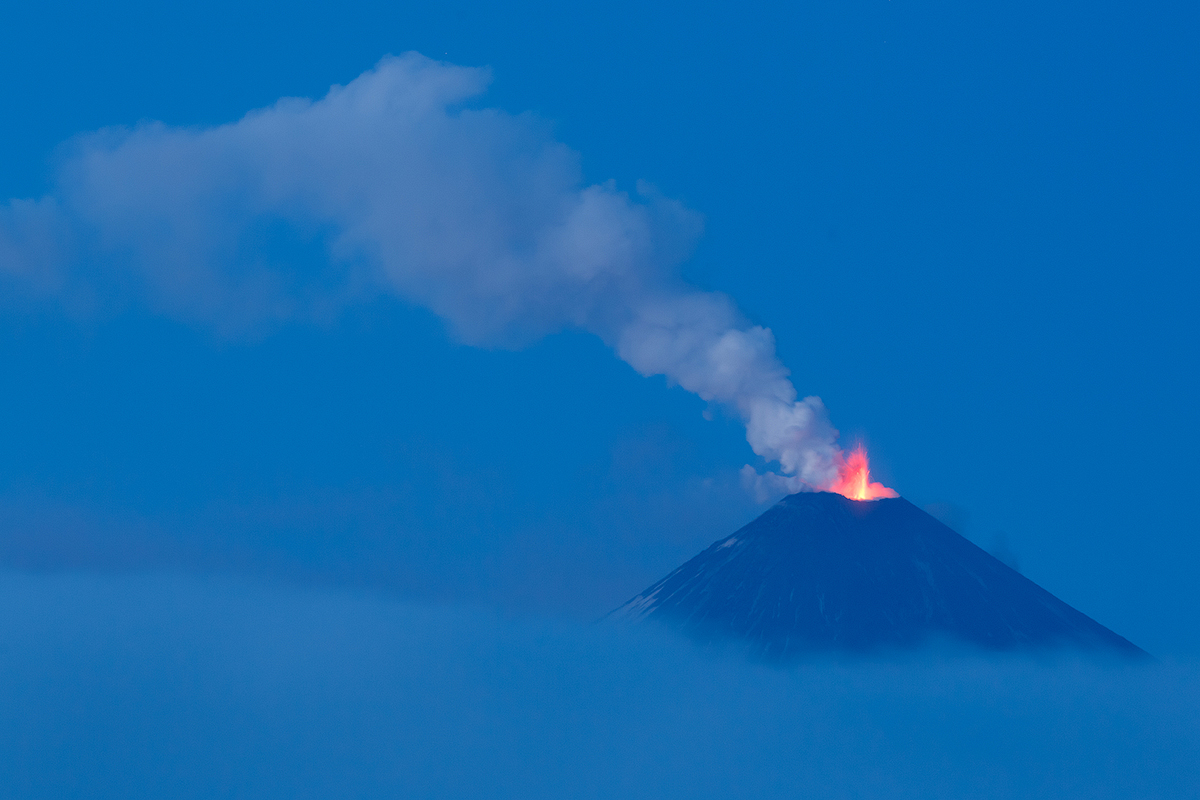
[0,2,1198,794]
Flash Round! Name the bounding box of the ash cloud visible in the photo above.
[0,53,840,492]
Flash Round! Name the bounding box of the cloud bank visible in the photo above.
[0,53,840,491]
[1,571,1196,799]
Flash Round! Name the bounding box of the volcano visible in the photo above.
[613,491,1145,659]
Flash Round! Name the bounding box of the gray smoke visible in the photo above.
[0,53,843,493]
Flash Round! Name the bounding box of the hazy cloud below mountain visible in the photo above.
[1,570,1195,799]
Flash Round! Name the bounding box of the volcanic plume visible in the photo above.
[0,52,891,499]
[613,489,1146,659]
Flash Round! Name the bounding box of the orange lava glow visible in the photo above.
[829,445,899,501]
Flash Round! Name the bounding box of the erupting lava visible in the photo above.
[829,445,899,501]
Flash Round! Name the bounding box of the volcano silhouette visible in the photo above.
[613,492,1145,658]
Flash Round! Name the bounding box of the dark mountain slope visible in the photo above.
[613,492,1145,659]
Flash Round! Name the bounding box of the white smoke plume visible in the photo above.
[0,53,842,493]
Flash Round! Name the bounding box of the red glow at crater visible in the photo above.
[829,445,898,501]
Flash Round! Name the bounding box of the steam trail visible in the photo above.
[0,53,842,494]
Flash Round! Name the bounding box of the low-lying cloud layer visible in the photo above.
[1,571,1196,799]
[0,53,841,492]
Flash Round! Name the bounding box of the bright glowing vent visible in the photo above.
[829,444,898,501]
